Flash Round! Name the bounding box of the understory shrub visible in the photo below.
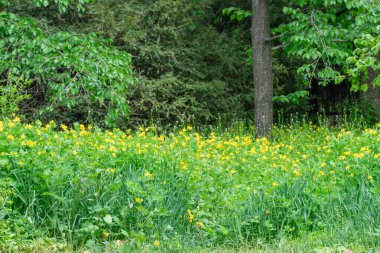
[0,12,134,127]
[0,74,31,118]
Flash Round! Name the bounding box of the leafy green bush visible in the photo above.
[275,0,380,90]
[0,74,31,118]
[0,12,134,127]
[0,0,92,12]
[87,0,265,126]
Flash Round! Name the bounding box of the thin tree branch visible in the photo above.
[265,34,284,42]
[271,45,283,50]
[331,39,349,43]
[272,42,290,50]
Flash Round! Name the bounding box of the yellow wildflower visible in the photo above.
[189,213,194,223]
[293,170,301,177]
[108,146,117,153]
[215,143,223,149]
[60,124,68,131]
[106,168,116,174]
[353,153,364,158]
[12,116,21,123]
[180,161,188,171]
[26,140,35,148]
[196,221,204,227]
[144,171,153,178]
[360,147,370,152]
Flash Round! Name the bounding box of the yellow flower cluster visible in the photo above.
[0,117,379,233]
[187,209,194,223]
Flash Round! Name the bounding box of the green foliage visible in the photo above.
[32,0,93,12]
[0,0,92,12]
[222,7,251,22]
[276,0,380,91]
[2,0,378,128]
[342,99,380,125]
[0,74,31,117]
[128,75,242,126]
[272,90,309,105]
[347,34,380,91]
[0,12,134,127]
[2,0,290,127]
[0,178,16,247]
[86,0,256,126]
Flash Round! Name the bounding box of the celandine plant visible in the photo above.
[0,117,379,252]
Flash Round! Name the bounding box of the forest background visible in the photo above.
[1,0,379,130]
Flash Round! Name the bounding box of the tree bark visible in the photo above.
[252,0,273,136]
[363,68,380,117]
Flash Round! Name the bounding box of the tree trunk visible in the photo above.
[363,68,380,117]
[252,0,273,137]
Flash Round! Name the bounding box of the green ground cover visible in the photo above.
[0,118,379,252]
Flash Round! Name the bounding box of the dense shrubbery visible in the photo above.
[0,12,134,127]
[0,117,379,251]
[2,0,378,128]
[87,0,259,126]
[0,74,31,117]
[2,1,291,127]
